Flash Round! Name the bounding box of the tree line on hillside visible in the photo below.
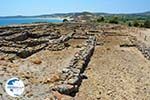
[95,16,150,28]
[62,15,150,28]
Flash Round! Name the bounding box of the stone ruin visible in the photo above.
[52,36,96,96]
[136,41,150,60]
[0,26,75,58]
[1,23,149,99]
[119,35,150,60]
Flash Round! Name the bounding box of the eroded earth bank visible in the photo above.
[0,23,150,100]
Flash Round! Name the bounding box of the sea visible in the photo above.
[0,18,62,26]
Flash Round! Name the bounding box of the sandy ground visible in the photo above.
[0,47,80,99]
[75,33,150,100]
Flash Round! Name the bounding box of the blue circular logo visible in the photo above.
[5,77,24,97]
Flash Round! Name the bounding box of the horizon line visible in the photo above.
[0,10,150,17]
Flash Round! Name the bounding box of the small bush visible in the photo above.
[128,22,132,27]
[144,20,150,28]
[63,19,69,22]
[97,17,105,22]
[133,20,140,27]
[109,16,119,24]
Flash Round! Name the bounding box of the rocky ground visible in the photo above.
[0,23,150,100]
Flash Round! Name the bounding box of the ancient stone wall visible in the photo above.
[0,29,74,58]
[52,36,96,96]
[136,41,150,60]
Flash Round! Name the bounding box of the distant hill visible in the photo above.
[133,11,150,16]
[0,15,31,18]
[0,11,150,18]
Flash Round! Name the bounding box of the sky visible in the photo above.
[0,0,150,16]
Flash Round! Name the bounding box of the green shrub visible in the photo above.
[133,20,140,27]
[97,16,105,22]
[144,20,150,28]
[109,16,119,24]
[128,22,132,27]
[63,19,69,22]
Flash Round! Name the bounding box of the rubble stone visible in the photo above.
[56,84,78,95]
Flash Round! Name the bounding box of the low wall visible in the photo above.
[52,36,96,96]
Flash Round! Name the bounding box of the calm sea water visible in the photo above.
[0,18,62,26]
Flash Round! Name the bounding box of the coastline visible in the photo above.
[0,23,48,28]
[0,17,72,20]
[0,17,64,27]
[33,17,72,20]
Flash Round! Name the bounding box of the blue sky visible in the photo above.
[0,0,150,16]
